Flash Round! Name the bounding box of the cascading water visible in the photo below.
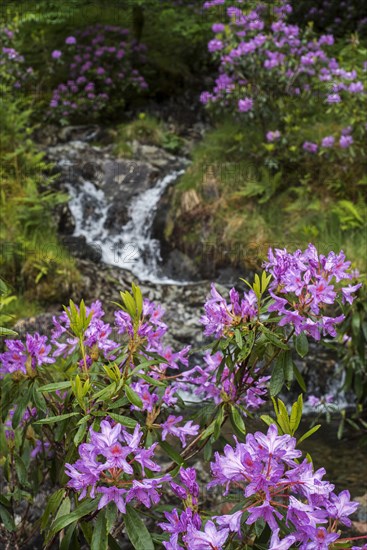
[66,170,185,284]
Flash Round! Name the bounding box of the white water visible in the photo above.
[66,169,185,284]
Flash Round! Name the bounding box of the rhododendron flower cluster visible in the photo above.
[202,1,365,114]
[65,420,171,513]
[264,244,361,340]
[206,424,360,548]
[48,24,147,121]
[182,350,269,410]
[201,0,366,162]
[51,299,117,362]
[0,333,54,377]
[200,283,257,338]
[0,26,34,91]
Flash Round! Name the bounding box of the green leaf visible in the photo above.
[73,422,88,446]
[0,504,15,531]
[294,333,309,358]
[91,509,108,550]
[32,382,47,413]
[283,351,294,388]
[159,440,186,466]
[12,389,30,429]
[230,406,246,436]
[293,363,307,392]
[203,440,212,462]
[263,329,289,350]
[238,331,255,361]
[37,381,72,392]
[34,412,80,425]
[298,424,321,444]
[276,398,291,434]
[40,489,66,530]
[60,522,77,550]
[137,373,166,387]
[80,521,93,544]
[200,420,216,440]
[108,413,138,429]
[124,385,143,409]
[270,354,285,396]
[0,495,11,508]
[54,496,71,522]
[124,505,154,550]
[289,395,303,434]
[46,498,98,543]
[106,502,117,534]
[235,329,243,349]
[132,283,143,318]
[93,382,118,402]
[0,327,18,336]
[261,271,272,293]
[212,406,224,441]
[15,454,30,488]
[260,414,274,427]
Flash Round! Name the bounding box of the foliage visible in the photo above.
[167,120,366,275]
[0,279,17,337]
[47,24,147,124]
[290,0,367,38]
[0,245,365,548]
[0,22,80,314]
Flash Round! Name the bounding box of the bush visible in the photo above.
[0,245,365,548]
[46,24,147,124]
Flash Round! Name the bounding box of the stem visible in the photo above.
[79,336,88,374]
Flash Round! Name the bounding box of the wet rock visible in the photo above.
[60,235,102,263]
[164,249,200,282]
[56,203,75,235]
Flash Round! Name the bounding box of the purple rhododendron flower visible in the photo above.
[339,135,354,148]
[303,141,318,153]
[321,135,334,147]
[267,130,281,141]
[65,419,170,511]
[264,244,359,340]
[238,97,253,112]
[51,50,62,59]
[184,520,229,549]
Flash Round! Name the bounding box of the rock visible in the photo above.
[56,203,75,235]
[60,236,102,263]
[355,492,367,523]
[57,125,100,143]
[135,144,177,169]
[14,313,56,339]
[163,249,200,281]
[216,266,244,286]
